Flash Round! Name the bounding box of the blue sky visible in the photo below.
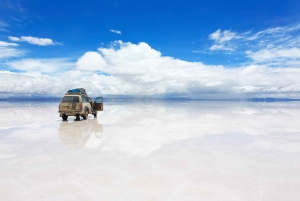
[1,0,300,98]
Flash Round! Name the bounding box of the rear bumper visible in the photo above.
[58,110,83,117]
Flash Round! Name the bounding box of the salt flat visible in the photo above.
[0,101,300,201]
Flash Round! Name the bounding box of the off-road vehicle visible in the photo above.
[58,88,103,121]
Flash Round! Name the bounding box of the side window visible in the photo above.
[81,96,87,102]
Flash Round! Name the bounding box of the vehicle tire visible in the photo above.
[82,109,88,120]
[75,115,80,121]
[94,111,97,117]
[62,115,68,121]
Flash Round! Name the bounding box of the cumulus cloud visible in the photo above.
[110,29,121,34]
[8,36,60,46]
[0,71,65,96]
[0,40,23,58]
[99,41,161,62]
[76,51,107,71]
[1,41,300,98]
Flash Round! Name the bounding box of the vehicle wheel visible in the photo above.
[82,109,88,120]
[75,115,80,121]
[94,111,97,117]
[62,115,68,121]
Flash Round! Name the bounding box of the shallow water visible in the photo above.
[1,101,300,200]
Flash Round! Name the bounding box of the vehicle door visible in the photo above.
[93,97,103,111]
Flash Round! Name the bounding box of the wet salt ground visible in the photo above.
[0,101,300,201]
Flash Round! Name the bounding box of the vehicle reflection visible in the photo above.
[59,118,103,149]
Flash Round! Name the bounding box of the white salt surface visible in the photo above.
[0,101,300,200]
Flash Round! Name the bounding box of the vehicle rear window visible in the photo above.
[62,96,79,102]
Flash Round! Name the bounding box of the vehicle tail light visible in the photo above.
[80,103,83,110]
[58,104,60,110]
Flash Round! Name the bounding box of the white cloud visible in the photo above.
[209,29,238,51]
[99,41,161,63]
[0,72,65,96]
[245,27,286,41]
[206,22,300,67]
[244,23,300,65]
[0,41,18,47]
[246,48,300,62]
[8,36,19,42]
[76,51,107,71]
[0,40,23,58]
[208,22,300,51]
[210,44,234,51]
[6,58,74,73]
[209,29,237,43]
[2,41,300,98]
[0,47,23,59]
[246,23,300,41]
[110,29,121,34]
[8,36,60,46]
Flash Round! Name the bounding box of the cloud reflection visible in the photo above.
[1,101,300,200]
[89,101,300,157]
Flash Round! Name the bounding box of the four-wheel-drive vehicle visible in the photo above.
[58,88,103,121]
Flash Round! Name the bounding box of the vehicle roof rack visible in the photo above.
[65,92,84,95]
[65,88,88,95]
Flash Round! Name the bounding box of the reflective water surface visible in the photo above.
[0,101,300,201]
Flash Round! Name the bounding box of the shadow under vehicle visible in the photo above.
[58,88,103,121]
[58,118,104,150]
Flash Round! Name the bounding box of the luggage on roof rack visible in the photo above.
[65,88,87,95]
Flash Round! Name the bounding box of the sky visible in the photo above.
[1,0,300,99]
